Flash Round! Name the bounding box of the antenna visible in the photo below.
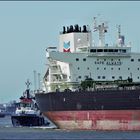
[38,73,41,90]
[25,79,31,98]
[116,25,125,47]
[93,17,97,31]
[33,70,37,92]
[117,25,121,39]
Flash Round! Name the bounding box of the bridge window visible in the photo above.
[90,49,96,53]
[122,49,126,53]
[97,49,103,52]
[109,49,113,52]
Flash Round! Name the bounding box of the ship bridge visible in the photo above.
[88,46,131,57]
[43,19,140,93]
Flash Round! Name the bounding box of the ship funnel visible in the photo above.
[82,25,87,32]
[74,24,79,32]
[63,26,66,34]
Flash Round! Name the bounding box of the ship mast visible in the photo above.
[25,79,31,99]
[93,17,108,47]
[117,25,121,39]
[33,70,37,93]
[117,25,125,47]
[38,73,41,90]
[25,79,31,90]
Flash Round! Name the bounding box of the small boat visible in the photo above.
[11,80,49,127]
[0,110,5,118]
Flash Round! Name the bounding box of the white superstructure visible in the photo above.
[43,19,140,92]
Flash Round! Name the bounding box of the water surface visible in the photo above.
[0,116,140,140]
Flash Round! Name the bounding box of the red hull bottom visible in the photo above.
[44,110,140,130]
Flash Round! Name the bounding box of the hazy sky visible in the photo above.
[0,1,140,103]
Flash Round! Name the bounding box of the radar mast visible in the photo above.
[93,17,108,47]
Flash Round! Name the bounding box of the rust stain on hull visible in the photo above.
[44,110,140,130]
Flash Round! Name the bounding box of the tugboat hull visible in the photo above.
[11,115,45,127]
[0,113,5,118]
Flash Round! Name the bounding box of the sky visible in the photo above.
[0,1,140,103]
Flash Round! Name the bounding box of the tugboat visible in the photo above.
[11,80,49,127]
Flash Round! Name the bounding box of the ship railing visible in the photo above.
[94,84,140,91]
[76,46,90,53]
[34,89,45,94]
[45,80,80,85]
[80,86,140,92]
[49,62,58,66]
[51,70,62,74]
[45,80,68,84]
[45,80,79,84]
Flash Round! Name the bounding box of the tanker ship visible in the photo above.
[35,18,140,130]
